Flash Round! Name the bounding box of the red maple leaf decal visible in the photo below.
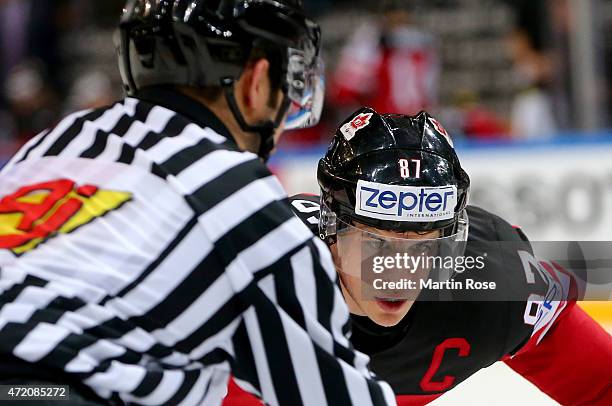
[351,114,371,129]
[341,112,374,141]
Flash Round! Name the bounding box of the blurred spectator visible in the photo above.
[4,61,59,144]
[330,0,439,116]
[65,70,115,113]
[0,0,63,100]
[506,28,557,138]
[440,90,509,140]
[505,0,558,138]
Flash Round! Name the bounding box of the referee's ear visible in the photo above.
[234,58,278,124]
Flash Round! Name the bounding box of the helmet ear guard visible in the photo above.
[318,197,338,245]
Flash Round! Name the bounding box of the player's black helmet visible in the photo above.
[318,107,470,243]
[116,0,324,160]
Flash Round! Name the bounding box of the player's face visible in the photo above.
[331,226,441,327]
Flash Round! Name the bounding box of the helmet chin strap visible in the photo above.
[222,79,291,162]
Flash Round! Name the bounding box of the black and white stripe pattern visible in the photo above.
[0,97,396,405]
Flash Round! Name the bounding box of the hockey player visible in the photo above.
[0,2,396,406]
[225,108,612,405]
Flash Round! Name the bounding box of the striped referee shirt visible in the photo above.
[0,88,396,406]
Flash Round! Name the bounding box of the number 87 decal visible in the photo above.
[399,158,421,179]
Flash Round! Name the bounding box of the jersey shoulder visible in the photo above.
[466,205,527,243]
[465,205,563,355]
[289,194,321,235]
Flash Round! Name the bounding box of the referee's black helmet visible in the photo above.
[116,0,324,160]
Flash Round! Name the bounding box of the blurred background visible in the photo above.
[0,0,610,404]
[2,0,610,240]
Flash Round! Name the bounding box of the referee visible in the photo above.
[0,1,396,405]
